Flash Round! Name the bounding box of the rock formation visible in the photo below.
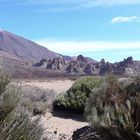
[33,55,140,76]
[47,57,66,70]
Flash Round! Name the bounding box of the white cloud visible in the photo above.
[111,16,140,23]
[36,39,140,54]
[35,39,140,62]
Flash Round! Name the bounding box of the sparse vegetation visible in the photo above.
[85,75,140,140]
[55,76,102,112]
[21,85,56,115]
[0,66,44,140]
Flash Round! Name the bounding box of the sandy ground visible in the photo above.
[12,79,88,139]
[41,112,88,139]
[13,79,74,94]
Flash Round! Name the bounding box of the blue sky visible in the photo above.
[0,0,140,62]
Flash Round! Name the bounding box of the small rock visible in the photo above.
[54,131,57,134]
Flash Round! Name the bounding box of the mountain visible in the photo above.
[0,29,98,78]
[0,29,60,61]
[0,29,139,78]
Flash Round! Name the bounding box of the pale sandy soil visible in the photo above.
[12,79,88,139]
[41,112,88,139]
[12,79,74,94]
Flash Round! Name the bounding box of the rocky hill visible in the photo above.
[34,56,140,76]
[33,55,97,74]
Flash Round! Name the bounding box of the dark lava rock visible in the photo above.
[120,56,134,66]
[33,58,47,67]
[72,126,101,140]
[77,55,87,62]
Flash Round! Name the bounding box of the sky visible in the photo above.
[0,0,140,62]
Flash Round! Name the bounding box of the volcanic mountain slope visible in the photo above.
[0,29,60,61]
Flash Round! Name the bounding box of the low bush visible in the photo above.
[85,75,140,140]
[21,85,56,115]
[0,66,44,140]
[55,76,102,112]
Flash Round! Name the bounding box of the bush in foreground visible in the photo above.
[0,67,44,140]
[55,76,102,112]
[85,75,140,140]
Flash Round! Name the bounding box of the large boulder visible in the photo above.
[72,126,100,140]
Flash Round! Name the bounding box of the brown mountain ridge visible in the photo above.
[0,29,60,61]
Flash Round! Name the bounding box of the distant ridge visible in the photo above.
[0,29,60,61]
[34,55,140,76]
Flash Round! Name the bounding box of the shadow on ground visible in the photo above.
[52,106,87,122]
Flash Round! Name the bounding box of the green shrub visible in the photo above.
[85,75,140,140]
[0,66,44,140]
[55,76,102,112]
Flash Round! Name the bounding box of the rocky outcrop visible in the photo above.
[84,64,93,75]
[99,56,135,75]
[99,62,112,75]
[33,56,139,76]
[33,58,47,67]
[47,57,66,70]
[33,57,67,70]
[66,62,80,73]
[120,56,133,66]
[66,55,97,74]
[77,55,87,62]
[33,55,98,74]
